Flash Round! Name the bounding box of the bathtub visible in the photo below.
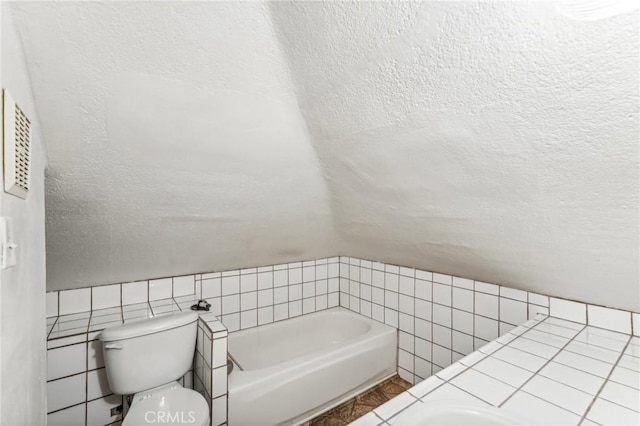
[227,307,397,425]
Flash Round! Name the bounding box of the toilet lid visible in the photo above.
[124,385,209,426]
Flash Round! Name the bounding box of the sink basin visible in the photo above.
[391,403,524,425]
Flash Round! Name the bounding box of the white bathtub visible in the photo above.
[227,307,397,425]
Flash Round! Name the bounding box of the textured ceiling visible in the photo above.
[10,1,639,311]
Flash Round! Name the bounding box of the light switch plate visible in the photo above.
[0,217,17,269]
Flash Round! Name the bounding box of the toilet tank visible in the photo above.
[100,311,199,395]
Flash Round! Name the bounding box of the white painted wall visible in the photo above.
[10,1,338,290]
[10,2,639,311]
[268,1,639,311]
[0,2,48,423]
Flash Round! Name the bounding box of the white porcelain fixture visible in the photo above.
[392,403,525,425]
[100,312,209,426]
[228,307,397,425]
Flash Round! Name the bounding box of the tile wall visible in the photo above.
[337,257,640,384]
[45,257,341,426]
[45,255,639,425]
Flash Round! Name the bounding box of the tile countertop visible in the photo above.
[353,314,640,426]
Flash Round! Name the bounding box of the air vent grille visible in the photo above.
[3,89,31,199]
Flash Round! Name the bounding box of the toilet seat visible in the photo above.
[123,382,209,426]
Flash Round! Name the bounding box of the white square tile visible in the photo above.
[473,356,532,388]
[508,337,559,359]
[47,343,86,381]
[289,267,302,285]
[415,337,432,360]
[553,350,614,378]
[303,297,316,314]
[528,292,549,307]
[523,375,595,415]
[475,293,498,319]
[633,313,639,337]
[474,315,499,342]
[433,324,451,349]
[316,279,328,295]
[433,304,451,327]
[92,284,121,310]
[433,283,451,306]
[385,273,399,292]
[289,300,302,317]
[213,395,227,426]
[539,362,605,395]
[274,286,288,304]
[371,303,384,322]
[303,281,316,298]
[415,279,432,301]
[415,318,432,341]
[452,288,473,312]
[599,380,640,411]
[609,366,640,390]
[415,357,432,379]
[212,338,228,369]
[148,278,172,301]
[240,273,257,293]
[587,398,640,426]
[618,354,640,372]
[500,298,527,325]
[258,289,274,307]
[274,304,288,321]
[385,264,399,273]
[433,273,452,285]
[173,275,195,297]
[221,295,240,314]
[240,309,257,329]
[47,403,85,425]
[273,270,288,287]
[289,284,302,300]
[87,368,111,400]
[415,269,433,281]
[374,391,417,420]
[399,275,415,296]
[240,291,257,311]
[398,349,414,372]
[384,308,398,328]
[398,294,415,316]
[87,395,122,426]
[47,373,86,412]
[372,270,385,288]
[574,327,628,353]
[399,313,414,334]
[359,299,371,317]
[408,376,444,398]
[436,362,467,381]
[257,271,273,290]
[122,281,148,305]
[549,298,586,323]
[502,391,581,425]
[452,277,473,290]
[459,351,486,367]
[474,281,499,295]
[385,290,398,310]
[212,366,227,397]
[565,340,620,363]
[258,306,274,325]
[221,275,240,296]
[587,305,631,334]
[46,292,59,318]
[500,286,527,302]
[491,346,546,372]
[433,344,452,368]
[452,330,474,355]
[452,309,473,335]
[399,266,414,277]
[303,265,316,282]
[450,368,516,405]
[59,288,91,315]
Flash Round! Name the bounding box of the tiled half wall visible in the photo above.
[45,256,639,425]
[337,257,640,384]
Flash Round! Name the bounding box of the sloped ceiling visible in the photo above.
[10,1,639,311]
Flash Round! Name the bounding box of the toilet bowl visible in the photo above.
[124,382,209,426]
[100,311,210,425]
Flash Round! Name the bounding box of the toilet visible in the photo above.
[100,311,210,426]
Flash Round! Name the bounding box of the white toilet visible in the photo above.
[100,311,210,426]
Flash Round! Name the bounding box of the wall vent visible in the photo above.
[2,89,31,199]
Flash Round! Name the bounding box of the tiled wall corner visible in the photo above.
[195,315,228,426]
[337,256,638,385]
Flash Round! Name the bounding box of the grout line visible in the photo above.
[577,336,634,425]
[499,321,588,408]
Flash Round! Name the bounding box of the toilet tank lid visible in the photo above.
[99,311,199,342]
